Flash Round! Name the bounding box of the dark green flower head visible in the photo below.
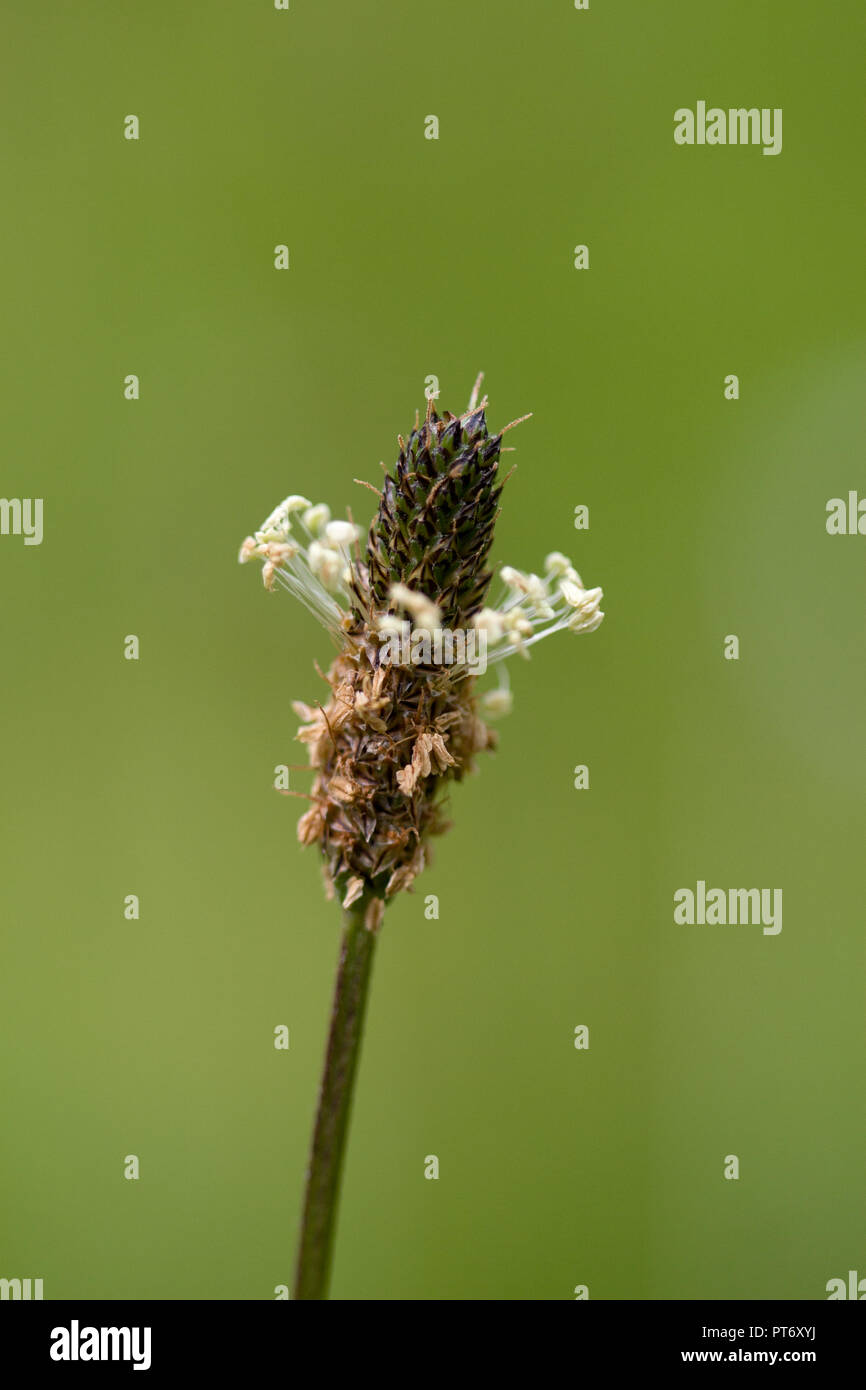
[364,396,505,628]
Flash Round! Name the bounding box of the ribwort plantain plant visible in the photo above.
[239,375,604,1298]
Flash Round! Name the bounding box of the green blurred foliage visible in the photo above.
[1,0,863,1300]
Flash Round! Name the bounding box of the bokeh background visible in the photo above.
[2,1,864,1300]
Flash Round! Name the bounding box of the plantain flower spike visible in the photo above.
[239,376,604,928]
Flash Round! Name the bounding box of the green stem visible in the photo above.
[292,900,379,1300]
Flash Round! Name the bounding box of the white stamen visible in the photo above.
[499,565,526,591]
[544,551,571,577]
[388,583,442,632]
[325,520,360,548]
[482,688,513,717]
[308,541,344,590]
[303,504,331,536]
[473,608,504,643]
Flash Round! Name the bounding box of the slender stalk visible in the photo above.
[292,901,379,1299]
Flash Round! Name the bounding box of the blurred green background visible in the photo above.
[2,0,864,1300]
